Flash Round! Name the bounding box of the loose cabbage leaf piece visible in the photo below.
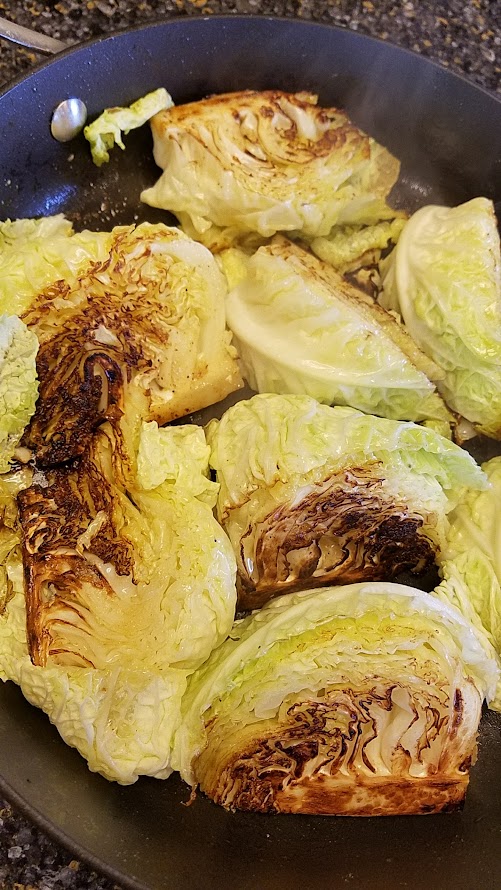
[310,217,406,275]
[225,236,455,427]
[206,393,486,610]
[137,421,219,505]
[379,198,501,438]
[0,423,236,784]
[308,217,406,297]
[141,90,400,241]
[436,456,501,710]
[173,582,497,814]
[14,220,241,452]
[0,315,38,473]
[84,88,174,166]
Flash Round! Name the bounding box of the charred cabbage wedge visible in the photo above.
[174,582,498,814]
[141,90,401,246]
[0,215,241,783]
[224,237,455,428]
[0,422,237,783]
[206,394,487,610]
[0,217,241,437]
[379,198,501,439]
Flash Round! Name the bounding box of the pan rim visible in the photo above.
[0,13,500,106]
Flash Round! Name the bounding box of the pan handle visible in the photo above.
[0,15,68,55]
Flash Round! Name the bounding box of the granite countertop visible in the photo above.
[0,2,500,889]
[0,0,500,94]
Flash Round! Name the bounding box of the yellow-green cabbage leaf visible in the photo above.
[379,198,501,438]
[0,315,38,473]
[84,88,174,166]
[225,237,454,426]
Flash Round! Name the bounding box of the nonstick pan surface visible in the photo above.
[0,16,500,890]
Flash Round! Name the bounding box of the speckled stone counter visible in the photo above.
[1,0,500,94]
[0,2,499,889]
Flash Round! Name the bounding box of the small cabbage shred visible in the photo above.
[206,393,487,609]
[379,197,501,439]
[225,236,454,427]
[173,582,498,813]
[84,87,174,166]
[141,90,400,243]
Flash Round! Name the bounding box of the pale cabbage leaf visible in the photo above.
[225,236,454,427]
[379,198,501,438]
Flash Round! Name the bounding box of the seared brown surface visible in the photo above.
[18,428,134,668]
[196,682,480,815]
[237,465,436,611]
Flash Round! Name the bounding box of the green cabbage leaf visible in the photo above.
[84,88,174,166]
[0,315,39,473]
[224,237,454,427]
[137,421,219,506]
[379,198,501,438]
[310,217,406,274]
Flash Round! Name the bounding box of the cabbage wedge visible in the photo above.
[379,198,501,438]
[0,218,241,444]
[174,582,497,814]
[141,90,400,243]
[18,420,236,673]
[206,393,486,610]
[0,423,237,784]
[224,236,454,428]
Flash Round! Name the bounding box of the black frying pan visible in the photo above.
[0,16,500,890]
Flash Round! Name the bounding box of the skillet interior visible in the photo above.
[0,16,500,890]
